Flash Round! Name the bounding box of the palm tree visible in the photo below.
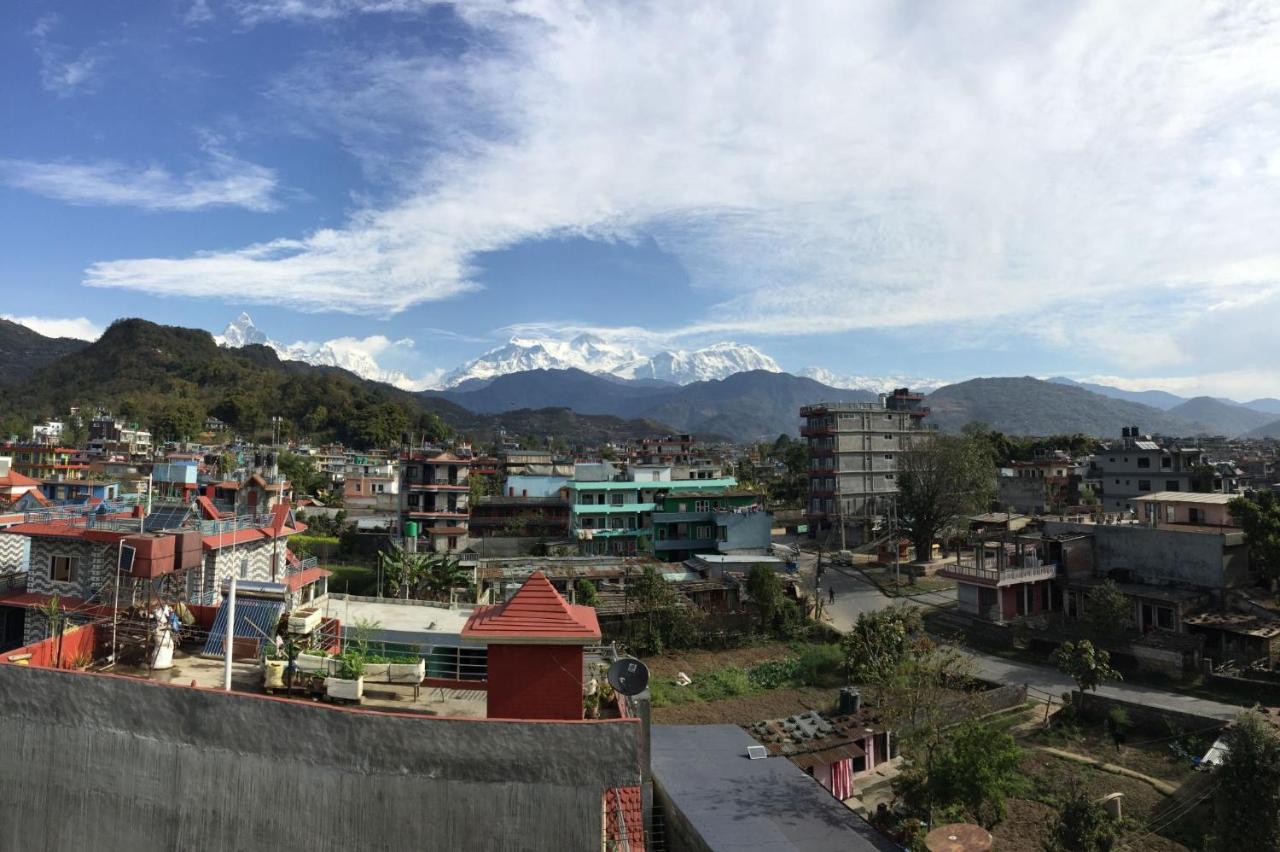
[378,542,429,599]
[421,553,472,603]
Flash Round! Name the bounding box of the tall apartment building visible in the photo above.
[1086,427,1213,513]
[401,447,471,552]
[801,389,929,544]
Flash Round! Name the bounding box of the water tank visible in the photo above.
[838,686,861,715]
[404,521,419,539]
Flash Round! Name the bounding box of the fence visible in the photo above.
[3,622,103,669]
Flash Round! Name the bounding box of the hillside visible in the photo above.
[431,368,674,416]
[923,377,1200,436]
[0,319,676,448]
[637,371,878,440]
[1047,376,1187,410]
[1164,397,1274,437]
[0,318,90,385]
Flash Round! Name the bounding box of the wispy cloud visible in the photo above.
[233,0,444,25]
[28,13,106,97]
[1,314,103,341]
[82,1,1280,376]
[1,149,281,212]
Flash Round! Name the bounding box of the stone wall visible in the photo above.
[0,664,643,851]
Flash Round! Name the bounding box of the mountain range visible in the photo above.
[7,315,1280,444]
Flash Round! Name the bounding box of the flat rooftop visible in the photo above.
[651,725,898,852]
[1130,491,1237,505]
[114,652,487,718]
[318,594,477,643]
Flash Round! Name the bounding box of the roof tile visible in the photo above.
[462,571,601,643]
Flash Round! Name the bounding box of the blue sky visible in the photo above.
[3,1,1280,397]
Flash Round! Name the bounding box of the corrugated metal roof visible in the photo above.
[462,571,601,643]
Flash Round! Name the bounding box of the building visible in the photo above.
[651,489,772,561]
[87,415,153,460]
[0,458,41,507]
[748,703,895,795]
[37,478,121,504]
[941,532,1069,623]
[568,464,740,556]
[1087,427,1212,513]
[470,495,571,541]
[801,389,929,545]
[997,450,1082,514]
[652,725,897,852]
[30,420,64,444]
[401,447,471,553]
[151,460,200,503]
[342,456,400,512]
[1132,491,1238,529]
[3,444,88,481]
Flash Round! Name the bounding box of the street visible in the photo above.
[783,543,1245,722]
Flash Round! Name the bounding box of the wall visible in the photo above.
[0,532,29,573]
[487,643,584,720]
[998,476,1047,514]
[716,510,773,554]
[0,664,642,852]
[1043,521,1242,590]
[505,475,569,498]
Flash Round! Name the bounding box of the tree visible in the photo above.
[921,719,1024,826]
[745,564,783,632]
[277,451,328,497]
[378,542,428,599]
[1046,785,1120,852]
[840,604,925,683]
[896,433,996,563]
[1212,709,1280,851]
[421,552,471,602]
[1228,492,1280,586]
[575,579,601,608]
[1053,640,1121,695]
[1084,580,1132,639]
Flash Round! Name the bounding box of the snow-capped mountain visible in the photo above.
[442,337,781,387]
[799,367,943,394]
[216,313,426,391]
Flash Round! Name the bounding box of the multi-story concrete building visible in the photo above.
[801,388,929,544]
[1087,427,1212,514]
[651,489,772,562]
[401,447,471,552]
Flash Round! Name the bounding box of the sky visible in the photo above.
[3,1,1280,398]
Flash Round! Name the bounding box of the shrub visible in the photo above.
[747,658,801,690]
[696,666,754,701]
[795,643,844,687]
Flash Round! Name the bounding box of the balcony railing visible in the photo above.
[942,558,1058,586]
[654,538,715,551]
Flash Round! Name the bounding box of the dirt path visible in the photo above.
[1033,745,1179,795]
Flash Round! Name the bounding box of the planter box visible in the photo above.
[387,660,426,684]
[288,608,323,634]
[298,653,336,674]
[362,662,391,680]
[325,676,364,702]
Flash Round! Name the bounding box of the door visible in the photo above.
[1141,603,1154,632]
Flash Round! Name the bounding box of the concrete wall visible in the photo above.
[1043,521,1244,590]
[716,510,773,554]
[0,664,642,852]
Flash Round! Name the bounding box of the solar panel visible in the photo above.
[144,505,191,533]
[200,596,285,659]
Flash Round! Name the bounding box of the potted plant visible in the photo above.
[326,650,365,702]
[362,653,392,681]
[583,689,600,719]
[298,647,336,674]
[387,653,426,684]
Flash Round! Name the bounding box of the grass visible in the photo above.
[647,642,846,708]
[859,564,956,597]
[323,563,378,596]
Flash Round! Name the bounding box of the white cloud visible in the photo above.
[82,1,1280,375]
[2,314,103,341]
[1,150,280,212]
[233,0,446,25]
[28,14,106,97]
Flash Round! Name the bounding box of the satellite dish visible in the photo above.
[607,657,650,696]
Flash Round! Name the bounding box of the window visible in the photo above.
[1137,457,1150,468]
[610,493,624,507]
[694,500,710,512]
[1156,607,1174,630]
[883,454,893,460]
[717,525,728,542]
[1166,481,1180,492]
[883,434,893,440]
[1137,480,1151,492]
[884,473,895,480]
[49,555,76,583]
[1161,457,1172,469]
[695,525,712,540]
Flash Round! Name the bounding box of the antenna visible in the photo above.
[607,657,650,696]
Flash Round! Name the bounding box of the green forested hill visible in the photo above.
[0,319,673,448]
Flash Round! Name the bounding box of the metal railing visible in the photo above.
[198,514,276,535]
[946,559,1058,584]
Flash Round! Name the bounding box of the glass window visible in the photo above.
[49,555,76,583]
[1137,480,1151,492]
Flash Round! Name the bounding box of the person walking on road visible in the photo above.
[828,586,836,604]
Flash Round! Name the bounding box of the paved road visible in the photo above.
[788,548,1245,723]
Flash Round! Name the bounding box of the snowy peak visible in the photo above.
[800,367,943,394]
[215,314,428,391]
[442,337,781,387]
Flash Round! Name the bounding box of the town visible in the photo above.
[5,3,1279,850]
[1,357,1280,850]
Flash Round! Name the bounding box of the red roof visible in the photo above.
[0,470,39,488]
[285,566,333,591]
[604,787,645,849]
[461,571,601,644]
[0,590,116,618]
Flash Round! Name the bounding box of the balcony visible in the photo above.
[941,558,1058,587]
[800,424,833,437]
[407,480,468,491]
[406,510,468,520]
[654,538,715,551]
[652,510,715,523]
